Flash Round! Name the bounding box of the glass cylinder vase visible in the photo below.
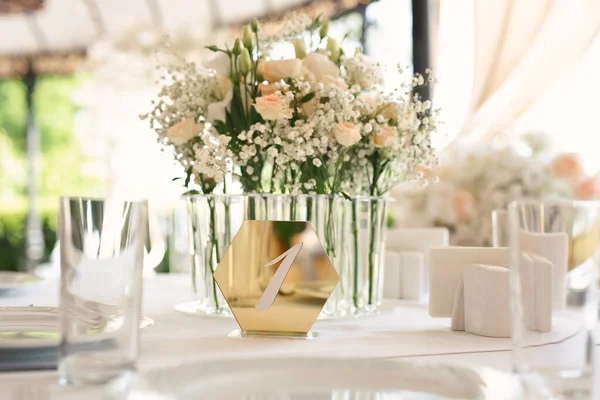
[349,196,388,315]
[263,194,350,318]
[185,194,265,316]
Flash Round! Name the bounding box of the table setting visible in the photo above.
[1,11,600,400]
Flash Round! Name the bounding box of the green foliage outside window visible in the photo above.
[0,76,105,271]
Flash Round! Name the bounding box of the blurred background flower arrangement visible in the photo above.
[391,134,600,246]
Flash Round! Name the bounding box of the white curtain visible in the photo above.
[433,0,600,146]
[461,0,600,139]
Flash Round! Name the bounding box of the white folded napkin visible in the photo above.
[518,231,568,308]
[462,264,510,338]
[384,251,425,300]
[520,252,553,332]
[429,247,509,317]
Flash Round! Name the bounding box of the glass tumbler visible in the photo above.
[508,200,599,398]
[59,197,147,385]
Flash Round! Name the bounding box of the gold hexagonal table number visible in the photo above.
[213,220,339,339]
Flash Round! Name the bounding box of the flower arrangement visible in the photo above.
[142,14,438,197]
[142,14,439,316]
[391,139,578,246]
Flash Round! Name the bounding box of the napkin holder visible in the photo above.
[429,247,509,317]
[449,257,554,338]
[451,264,511,337]
[384,251,425,300]
[386,228,449,299]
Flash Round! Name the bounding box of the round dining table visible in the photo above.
[0,273,598,399]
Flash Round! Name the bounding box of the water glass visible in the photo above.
[59,197,147,385]
[508,200,599,398]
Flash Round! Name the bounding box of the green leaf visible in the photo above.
[171,177,182,181]
[299,92,316,104]
[340,192,352,201]
[206,45,220,52]
[320,97,329,104]
[212,120,229,135]
[184,167,193,188]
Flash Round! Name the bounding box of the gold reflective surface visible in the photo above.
[213,221,339,336]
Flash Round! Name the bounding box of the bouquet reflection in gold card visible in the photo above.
[213,220,339,338]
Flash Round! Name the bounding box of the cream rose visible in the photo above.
[321,74,348,90]
[206,77,233,123]
[302,53,339,82]
[166,118,204,145]
[373,125,397,147]
[264,58,302,82]
[254,94,293,120]
[334,122,361,147]
[376,102,398,120]
[204,52,230,77]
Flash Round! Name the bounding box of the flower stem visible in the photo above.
[208,198,220,310]
[368,200,377,305]
[352,199,359,309]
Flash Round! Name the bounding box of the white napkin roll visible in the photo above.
[384,251,425,300]
[384,251,402,299]
[463,264,510,338]
[429,247,509,317]
[386,228,449,295]
[518,231,568,308]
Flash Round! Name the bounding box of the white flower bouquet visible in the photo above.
[142,14,438,197]
[142,14,439,316]
[392,139,579,246]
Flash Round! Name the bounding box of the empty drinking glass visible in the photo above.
[508,200,599,398]
[59,197,147,384]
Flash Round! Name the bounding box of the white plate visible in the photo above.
[0,271,43,293]
[119,358,523,399]
[0,307,59,349]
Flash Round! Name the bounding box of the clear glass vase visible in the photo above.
[263,194,350,318]
[185,194,258,316]
[349,196,388,315]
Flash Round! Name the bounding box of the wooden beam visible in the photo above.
[0,0,44,14]
[0,50,86,79]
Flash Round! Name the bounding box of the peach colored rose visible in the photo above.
[263,58,302,82]
[452,191,475,224]
[254,94,293,120]
[334,122,361,147]
[551,153,583,181]
[576,177,600,199]
[258,83,277,96]
[301,53,339,82]
[166,118,203,145]
[372,125,398,147]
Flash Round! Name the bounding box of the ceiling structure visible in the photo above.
[0,0,372,77]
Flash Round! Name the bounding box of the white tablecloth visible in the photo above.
[0,274,597,399]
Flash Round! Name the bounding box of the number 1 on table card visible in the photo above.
[255,242,303,312]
